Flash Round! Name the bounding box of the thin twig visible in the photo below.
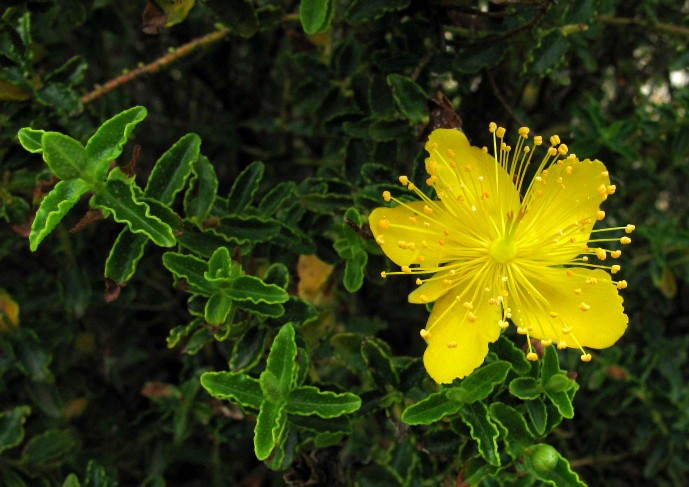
[81,28,231,104]
[597,15,689,37]
[486,70,525,127]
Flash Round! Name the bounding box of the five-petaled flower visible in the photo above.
[370,126,632,384]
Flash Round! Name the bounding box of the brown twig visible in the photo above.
[81,28,231,104]
[486,70,525,127]
[597,15,689,37]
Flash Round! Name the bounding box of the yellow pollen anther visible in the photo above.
[382,191,391,202]
[547,147,557,156]
[580,353,592,362]
[558,144,569,155]
[496,127,506,138]
[534,136,543,146]
[438,239,445,246]
[399,175,409,186]
[566,270,574,277]
[498,320,509,329]
[421,241,428,248]
[620,236,631,244]
[607,185,616,194]
[415,278,422,285]
[562,326,573,334]
[518,126,530,137]
[489,122,497,133]
[447,149,455,157]
[611,265,621,274]
[401,266,411,274]
[423,205,433,215]
[617,280,628,290]
[574,288,582,295]
[420,329,430,339]
[597,184,607,196]
[557,341,568,349]
[376,235,385,244]
[462,301,473,310]
[420,294,429,303]
[380,271,387,278]
[597,211,606,220]
[379,218,390,229]
[517,327,527,335]
[611,250,622,258]
[565,165,573,175]
[601,170,609,178]
[397,240,407,249]
[426,176,437,186]
[526,352,538,361]
[550,134,561,145]
[579,302,591,311]
[407,183,417,191]
[596,248,607,260]
[409,216,417,224]
[418,255,426,262]
[464,164,472,172]
[625,224,636,234]
[447,341,458,349]
[541,339,553,346]
[467,312,477,322]
[443,279,452,285]
[549,312,559,318]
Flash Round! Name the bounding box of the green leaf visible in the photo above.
[525,444,585,486]
[104,230,148,285]
[489,402,535,458]
[227,161,264,213]
[85,106,147,180]
[200,371,264,410]
[204,292,234,325]
[62,473,80,487]
[492,336,531,374]
[526,399,548,436]
[258,181,296,215]
[343,248,367,292]
[401,391,462,425]
[17,128,45,153]
[29,179,91,251]
[541,346,560,382]
[0,406,31,453]
[144,133,200,204]
[300,0,332,35]
[264,324,298,398]
[509,377,541,400]
[183,155,218,224]
[286,386,361,418]
[460,402,500,467]
[263,263,290,289]
[454,44,505,74]
[230,326,268,372]
[368,118,410,142]
[204,0,258,38]
[212,215,281,244]
[91,177,176,247]
[226,275,289,304]
[529,31,569,76]
[541,347,576,419]
[206,246,232,280]
[361,338,398,390]
[162,252,216,295]
[21,429,79,467]
[41,132,88,181]
[446,361,511,404]
[234,300,285,318]
[254,400,287,461]
[387,74,427,124]
[545,373,576,393]
[346,0,410,24]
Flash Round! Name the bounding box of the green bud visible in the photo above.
[529,444,559,473]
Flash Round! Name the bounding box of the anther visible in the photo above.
[376,235,385,244]
[408,183,417,191]
[421,241,428,248]
[498,320,509,329]
[447,341,458,349]
[625,224,636,234]
[550,135,561,145]
[447,149,455,157]
[415,278,422,285]
[526,352,538,361]
[443,279,452,285]
[557,341,568,350]
[547,147,557,156]
[517,327,527,335]
[574,288,582,295]
[382,191,391,202]
[541,339,553,346]
[580,353,592,362]
[596,248,607,260]
[597,184,607,196]
[558,144,569,155]
[426,176,437,186]
[579,302,591,311]
[549,312,559,318]
[534,136,543,146]
[420,329,430,339]
[600,170,609,178]
[423,205,433,215]
[380,271,387,279]
[611,250,622,258]
[399,175,409,186]
[607,185,616,194]
[597,211,606,220]
[467,312,477,322]
[562,326,573,334]
[617,280,628,290]
[611,265,621,274]
[420,294,429,303]
[401,266,411,274]
[518,126,530,138]
[565,165,573,175]
[496,127,506,138]
[462,302,473,310]
[620,236,631,244]
[379,218,390,229]
[409,216,417,224]
[489,122,497,133]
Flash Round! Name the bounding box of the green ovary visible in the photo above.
[490,237,517,264]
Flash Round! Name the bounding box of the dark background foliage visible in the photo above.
[1,0,688,485]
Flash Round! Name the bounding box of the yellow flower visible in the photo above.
[370,126,631,384]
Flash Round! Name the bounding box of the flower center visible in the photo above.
[489,237,517,264]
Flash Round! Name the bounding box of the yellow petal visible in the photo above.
[423,291,502,383]
[369,201,455,268]
[516,159,610,262]
[424,129,520,233]
[510,267,627,349]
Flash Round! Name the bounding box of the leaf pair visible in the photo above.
[201,323,361,461]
